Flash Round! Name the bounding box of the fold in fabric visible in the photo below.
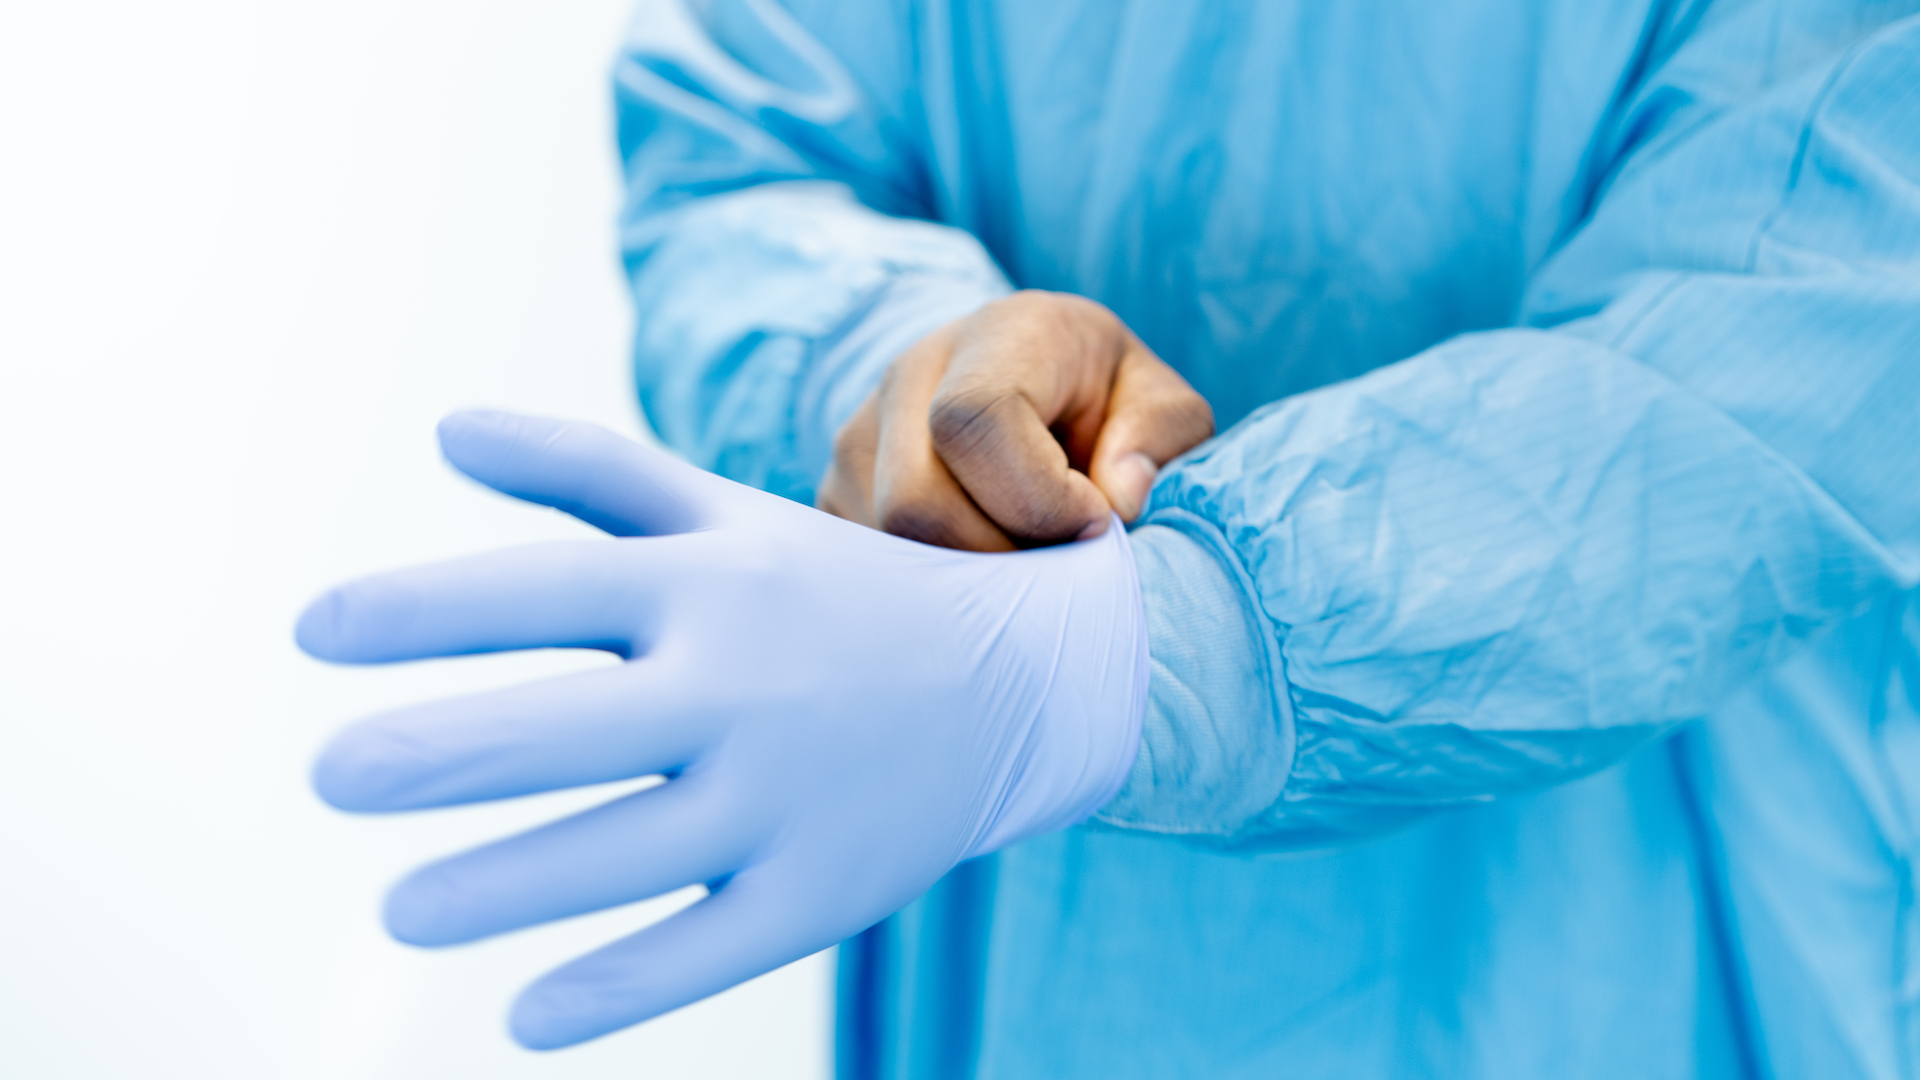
[612,2,1920,1075]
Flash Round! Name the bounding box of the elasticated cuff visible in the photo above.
[1094,516,1295,840]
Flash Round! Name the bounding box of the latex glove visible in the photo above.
[816,290,1213,551]
[296,411,1148,1049]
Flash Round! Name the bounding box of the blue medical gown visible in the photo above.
[611,1,1920,1075]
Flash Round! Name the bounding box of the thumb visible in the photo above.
[437,410,712,536]
[1087,351,1215,520]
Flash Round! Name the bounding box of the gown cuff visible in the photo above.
[1093,516,1296,842]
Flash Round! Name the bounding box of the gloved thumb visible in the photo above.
[437,410,711,537]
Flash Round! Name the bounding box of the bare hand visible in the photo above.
[816,291,1214,551]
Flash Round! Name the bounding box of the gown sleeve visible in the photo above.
[614,0,1010,503]
[1099,13,1920,850]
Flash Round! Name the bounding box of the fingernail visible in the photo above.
[1109,452,1158,520]
[1076,516,1110,541]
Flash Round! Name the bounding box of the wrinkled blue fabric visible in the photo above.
[613,1,1920,1076]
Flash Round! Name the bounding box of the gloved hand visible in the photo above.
[816,290,1214,551]
[296,410,1148,1049]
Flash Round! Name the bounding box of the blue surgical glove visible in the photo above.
[295,410,1147,1048]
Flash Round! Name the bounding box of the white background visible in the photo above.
[0,2,830,1076]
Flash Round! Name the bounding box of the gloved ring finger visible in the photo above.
[383,773,757,947]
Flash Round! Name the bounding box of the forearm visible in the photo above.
[1101,326,1913,852]
[1092,15,1920,852]
[614,0,1011,502]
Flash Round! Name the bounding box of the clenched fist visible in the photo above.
[817,291,1214,551]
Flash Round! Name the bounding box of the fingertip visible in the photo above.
[436,408,516,444]
[293,579,414,664]
[1057,468,1121,545]
[435,411,711,536]
[310,732,367,811]
[294,589,347,660]
[510,980,613,1051]
[1101,452,1158,521]
[383,867,462,948]
[312,722,435,812]
[436,409,540,483]
[509,1009,570,1051]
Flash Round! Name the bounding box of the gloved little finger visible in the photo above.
[509,866,841,1049]
[438,410,714,537]
[384,773,755,948]
[313,655,719,812]
[296,540,673,664]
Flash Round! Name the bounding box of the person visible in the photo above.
[298,1,1920,1076]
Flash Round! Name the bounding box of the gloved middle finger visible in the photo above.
[312,656,721,812]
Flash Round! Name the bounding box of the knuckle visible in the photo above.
[979,290,1117,344]
[994,289,1059,321]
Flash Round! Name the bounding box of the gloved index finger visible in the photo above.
[295,539,680,664]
